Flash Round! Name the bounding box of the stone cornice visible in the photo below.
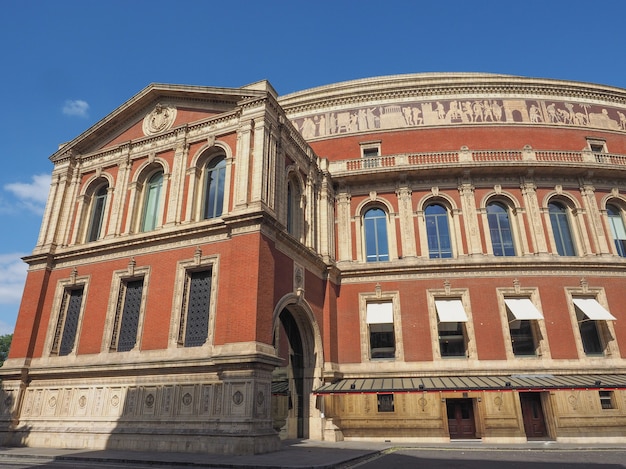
[279,73,626,115]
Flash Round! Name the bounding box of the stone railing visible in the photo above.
[329,147,626,174]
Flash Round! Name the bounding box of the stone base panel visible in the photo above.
[0,373,280,455]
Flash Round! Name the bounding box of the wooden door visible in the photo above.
[446,399,477,439]
[520,392,548,439]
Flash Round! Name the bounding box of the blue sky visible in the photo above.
[1,0,625,335]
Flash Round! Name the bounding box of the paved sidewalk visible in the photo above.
[0,440,625,469]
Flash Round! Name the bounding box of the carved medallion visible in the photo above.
[233,390,244,405]
[143,103,177,136]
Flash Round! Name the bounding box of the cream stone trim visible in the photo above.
[168,251,219,350]
[458,180,482,255]
[579,183,611,255]
[395,186,416,258]
[354,196,398,262]
[416,193,462,258]
[101,261,151,353]
[520,179,548,254]
[565,286,620,359]
[426,288,477,361]
[358,290,404,362]
[480,192,529,256]
[496,286,551,360]
[43,272,91,357]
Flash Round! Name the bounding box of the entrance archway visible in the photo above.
[272,294,323,440]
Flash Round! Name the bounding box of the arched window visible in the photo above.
[287,177,303,238]
[607,204,626,257]
[141,171,163,232]
[86,184,108,242]
[487,202,515,256]
[425,204,452,258]
[203,156,226,219]
[549,202,576,256]
[364,207,389,262]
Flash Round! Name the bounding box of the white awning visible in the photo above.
[435,299,468,322]
[504,298,544,320]
[366,302,393,324]
[573,298,616,321]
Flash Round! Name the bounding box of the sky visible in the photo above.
[1,0,626,335]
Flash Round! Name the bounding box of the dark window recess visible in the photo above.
[439,322,466,357]
[181,270,212,347]
[599,391,615,410]
[510,319,536,356]
[116,279,144,352]
[377,393,394,412]
[369,323,395,359]
[53,288,84,356]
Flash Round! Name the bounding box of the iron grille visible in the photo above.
[117,279,144,352]
[58,288,84,356]
[184,270,212,347]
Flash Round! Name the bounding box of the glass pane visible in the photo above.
[87,186,107,242]
[487,203,515,256]
[510,320,536,356]
[370,323,395,359]
[364,208,389,262]
[142,172,163,232]
[426,204,452,258]
[439,322,466,357]
[549,203,576,256]
[607,205,626,257]
[204,158,226,219]
[580,320,603,355]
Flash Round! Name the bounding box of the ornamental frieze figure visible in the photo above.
[292,98,626,139]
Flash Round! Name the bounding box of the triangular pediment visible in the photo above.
[50,81,276,161]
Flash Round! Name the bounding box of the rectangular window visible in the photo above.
[377,393,394,412]
[435,299,468,358]
[366,302,395,359]
[504,298,543,357]
[111,279,144,352]
[599,391,615,410]
[573,298,616,356]
[360,141,381,168]
[51,287,84,356]
[179,269,212,347]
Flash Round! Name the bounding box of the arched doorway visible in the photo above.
[271,296,323,440]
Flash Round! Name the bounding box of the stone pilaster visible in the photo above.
[395,185,416,257]
[520,178,548,253]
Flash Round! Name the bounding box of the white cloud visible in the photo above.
[4,174,51,215]
[0,319,14,336]
[0,255,28,336]
[62,99,90,118]
[0,253,27,304]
